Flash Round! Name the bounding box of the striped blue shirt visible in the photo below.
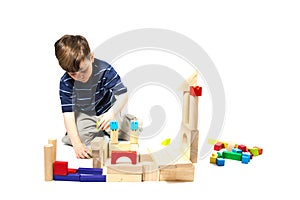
[59,58,127,116]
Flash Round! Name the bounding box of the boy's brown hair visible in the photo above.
[54,35,91,72]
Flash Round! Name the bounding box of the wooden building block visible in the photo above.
[106,158,143,174]
[44,144,54,181]
[210,153,218,164]
[189,95,198,130]
[53,161,68,176]
[253,146,263,155]
[214,142,224,151]
[110,130,119,144]
[182,91,190,125]
[142,162,159,181]
[238,144,247,152]
[79,174,106,182]
[111,151,137,164]
[216,158,225,166]
[109,141,139,157]
[91,137,104,168]
[48,138,57,162]
[130,130,138,144]
[54,174,80,181]
[77,167,103,175]
[190,130,199,163]
[223,151,242,161]
[159,164,195,182]
[106,174,142,182]
[139,153,153,162]
[68,168,77,174]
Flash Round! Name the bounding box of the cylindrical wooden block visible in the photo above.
[189,95,198,130]
[182,92,190,125]
[48,138,57,162]
[44,144,54,181]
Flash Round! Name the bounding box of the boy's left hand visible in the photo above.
[97,110,115,130]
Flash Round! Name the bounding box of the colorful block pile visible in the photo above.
[210,141,263,166]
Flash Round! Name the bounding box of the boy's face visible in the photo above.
[68,53,94,83]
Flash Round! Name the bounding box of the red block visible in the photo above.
[238,144,247,152]
[190,86,202,96]
[68,168,77,174]
[111,151,137,164]
[245,149,253,159]
[214,142,224,151]
[53,161,68,176]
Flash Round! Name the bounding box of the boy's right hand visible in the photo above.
[74,143,91,159]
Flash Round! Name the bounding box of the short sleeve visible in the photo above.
[59,75,75,112]
[103,65,127,95]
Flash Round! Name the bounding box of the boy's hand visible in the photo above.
[74,143,91,159]
[97,110,115,131]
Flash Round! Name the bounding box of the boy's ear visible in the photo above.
[90,52,95,62]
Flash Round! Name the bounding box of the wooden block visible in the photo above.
[190,86,202,97]
[223,151,242,161]
[190,130,199,163]
[68,168,77,174]
[254,146,263,155]
[106,158,143,174]
[130,130,138,144]
[210,153,218,164]
[53,161,68,176]
[90,137,104,150]
[182,91,190,125]
[106,174,142,182]
[48,138,57,162]
[142,162,159,181]
[216,158,225,166]
[109,141,139,157]
[54,174,80,181]
[77,167,103,175]
[103,140,109,164]
[91,137,105,168]
[214,142,224,151]
[159,164,194,182]
[44,144,54,181]
[139,153,153,162]
[111,151,137,164]
[110,130,119,144]
[189,95,198,130]
[79,174,106,182]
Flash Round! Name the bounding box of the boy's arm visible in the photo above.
[63,112,91,158]
[98,92,128,130]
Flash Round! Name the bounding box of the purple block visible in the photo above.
[79,174,106,182]
[77,167,103,175]
[54,174,80,181]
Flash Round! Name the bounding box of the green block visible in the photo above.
[223,151,242,161]
[217,152,223,158]
[248,148,259,156]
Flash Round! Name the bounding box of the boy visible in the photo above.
[54,34,128,159]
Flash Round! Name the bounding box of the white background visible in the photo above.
[1,0,299,199]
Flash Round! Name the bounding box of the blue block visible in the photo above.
[110,121,118,130]
[216,158,225,166]
[241,152,250,164]
[130,120,139,130]
[79,174,106,182]
[54,174,80,181]
[232,148,242,153]
[77,167,103,175]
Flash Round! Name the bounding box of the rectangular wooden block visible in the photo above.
[159,164,195,182]
[142,162,159,181]
[106,158,143,174]
[109,141,139,157]
[190,130,199,163]
[106,174,142,182]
